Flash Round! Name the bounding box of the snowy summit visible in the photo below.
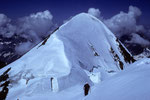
[1,13,150,100]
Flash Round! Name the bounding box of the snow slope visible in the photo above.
[0,13,134,100]
[87,58,150,100]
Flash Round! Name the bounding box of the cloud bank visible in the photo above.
[0,10,55,55]
[88,6,150,47]
[17,10,53,40]
[104,6,144,37]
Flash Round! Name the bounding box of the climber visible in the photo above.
[50,77,53,91]
[84,83,90,96]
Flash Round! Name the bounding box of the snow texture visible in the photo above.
[87,58,150,100]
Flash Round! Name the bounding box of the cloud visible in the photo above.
[88,8,102,19]
[17,10,53,39]
[15,41,33,55]
[125,33,150,46]
[0,14,10,26]
[128,6,141,17]
[0,14,16,38]
[15,10,54,54]
[0,10,54,39]
[87,6,150,51]
[87,6,145,38]
[0,10,55,55]
[104,6,144,37]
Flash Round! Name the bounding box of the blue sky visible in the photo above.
[0,0,150,25]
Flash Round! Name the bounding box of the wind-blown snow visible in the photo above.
[0,13,135,100]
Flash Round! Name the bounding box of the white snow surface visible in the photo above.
[0,13,134,100]
[87,58,150,100]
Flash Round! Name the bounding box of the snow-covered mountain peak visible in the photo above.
[0,13,135,100]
